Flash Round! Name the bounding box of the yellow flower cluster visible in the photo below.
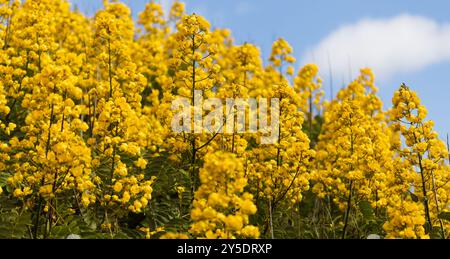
[190,152,259,239]
[248,39,314,204]
[294,64,324,115]
[383,196,428,239]
[387,84,450,238]
[0,0,158,238]
[312,69,393,237]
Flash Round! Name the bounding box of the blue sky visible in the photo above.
[71,0,450,140]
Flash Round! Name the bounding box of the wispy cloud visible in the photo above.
[303,14,450,82]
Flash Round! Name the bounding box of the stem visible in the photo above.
[108,37,113,98]
[45,104,54,157]
[61,91,67,132]
[33,192,43,239]
[297,203,301,238]
[342,180,353,239]
[342,119,355,239]
[268,66,284,240]
[430,169,446,238]
[417,152,433,232]
[276,96,282,167]
[92,95,97,138]
[34,103,55,239]
[268,199,274,239]
[231,130,235,153]
[276,63,284,167]
[88,94,92,136]
[231,94,236,154]
[110,125,118,183]
[273,158,303,207]
[73,187,83,214]
[190,34,197,199]
[36,34,42,72]
[45,169,59,239]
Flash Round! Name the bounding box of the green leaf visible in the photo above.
[0,208,32,238]
[358,200,374,220]
[179,169,189,177]
[80,207,98,230]
[0,172,9,187]
[438,212,450,221]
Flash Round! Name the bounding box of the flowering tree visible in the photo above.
[0,0,449,239]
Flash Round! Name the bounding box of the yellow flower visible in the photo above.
[135,157,147,169]
[81,193,91,207]
[13,187,32,198]
[189,152,259,239]
[139,227,151,239]
[133,200,143,212]
[241,225,260,238]
[113,182,123,192]
[224,215,243,231]
[140,197,148,207]
[39,185,52,195]
[122,191,131,203]
[240,199,257,215]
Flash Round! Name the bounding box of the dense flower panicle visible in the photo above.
[87,2,158,221]
[294,63,324,114]
[0,0,157,239]
[169,1,185,22]
[312,69,394,238]
[213,43,264,155]
[383,198,428,239]
[160,12,227,169]
[138,2,166,35]
[247,83,314,204]
[268,38,296,70]
[170,14,221,94]
[0,1,101,238]
[387,84,450,238]
[247,39,315,222]
[294,63,324,147]
[190,152,259,239]
[382,156,429,239]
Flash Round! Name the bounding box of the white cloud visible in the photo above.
[303,14,450,82]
